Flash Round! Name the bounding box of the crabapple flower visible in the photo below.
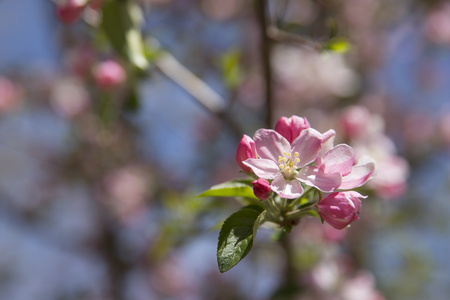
[236,134,257,173]
[243,128,322,199]
[298,129,376,192]
[56,0,86,24]
[275,115,310,143]
[252,179,272,200]
[93,60,126,90]
[317,191,366,230]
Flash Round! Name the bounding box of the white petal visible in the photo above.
[339,158,376,190]
[271,175,304,199]
[253,129,291,162]
[297,166,342,192]
[291,128,323,167]
[243,158,280,179]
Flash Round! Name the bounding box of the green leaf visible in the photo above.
[101,1,149,70]
[220,49,243,89]
[324,37,351,53]
[197,180,258,200]
[217,205,266,272]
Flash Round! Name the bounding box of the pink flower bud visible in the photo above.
[93,60,126,90]
[252,179,272,200]
[236,134,256,173]
[56,0,86,24]
[275,116,310,143]
[317,191,367,230]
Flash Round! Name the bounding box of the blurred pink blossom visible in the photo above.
[50,78,90,118]
[402,113,435,145]
[56,0,86,24]
[439,112,450,145]
[340,106,372,139]
[423,3,450,45]
[340,272,386,300]
[0,77,23,113]
[322,222,348,242]
[93,60,126,90]
[273,47,359,101]
[368,155,409,199]
[104,165,150,221]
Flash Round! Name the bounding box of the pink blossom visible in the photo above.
[93,60,126,90]
[243,128,322,199]
[368,155,408,199]
[340,105,371,139]
[298,129,376,192]
[252,179,272,200]
[236,134,257,173]
[0,77,23,112]
[56,0,86,24]
[275,115,310,143]
[317,191,366,230]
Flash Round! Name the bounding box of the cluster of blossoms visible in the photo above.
[236,116,376,230]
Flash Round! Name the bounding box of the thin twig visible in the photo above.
[267,26,323,51]
[156,52,243,138]
[254,0,274,128]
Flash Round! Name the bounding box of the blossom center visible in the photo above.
[278,152,300,179]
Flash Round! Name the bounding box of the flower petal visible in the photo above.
[271,175,304,199]
[243,158,280,179]
[339,156,376,190]
[253,129,291,162]
[291,128,322,167]
[297,166,342,192]
[316,129,336,166]
[321,144,355,176]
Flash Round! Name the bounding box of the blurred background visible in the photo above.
[0,0,450,299]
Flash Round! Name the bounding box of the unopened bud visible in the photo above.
[252,179,272,200]
[236,134,256,173]
[93,60,126,90]
[56,0,86,24]
[317,191,366,230]
[275,116,310,143]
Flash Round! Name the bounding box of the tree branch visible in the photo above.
[156,52,243,138]
[254,0,274,128]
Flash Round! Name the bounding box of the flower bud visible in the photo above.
[275,116,310,143]
[317,191,366,230]
[56,0,86,24]
[93,60,126,90]
[236,134,256,173]
[252,179,272,200]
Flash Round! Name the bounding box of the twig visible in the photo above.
[156,52,243,138]
[254,0,274,128]
[267,26,323,51]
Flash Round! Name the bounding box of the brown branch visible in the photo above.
[156,52,243,138]
[254,0,274,128]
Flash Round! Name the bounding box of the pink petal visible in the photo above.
[271,175,304,199]
[291,128,322,167]
[297,166,342,192]
[243,158,280,179]
[339,157,376,190]
[321,144,355,176]
[253,129,291,163]
[343,191,367,213]
[316,129,336,166]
